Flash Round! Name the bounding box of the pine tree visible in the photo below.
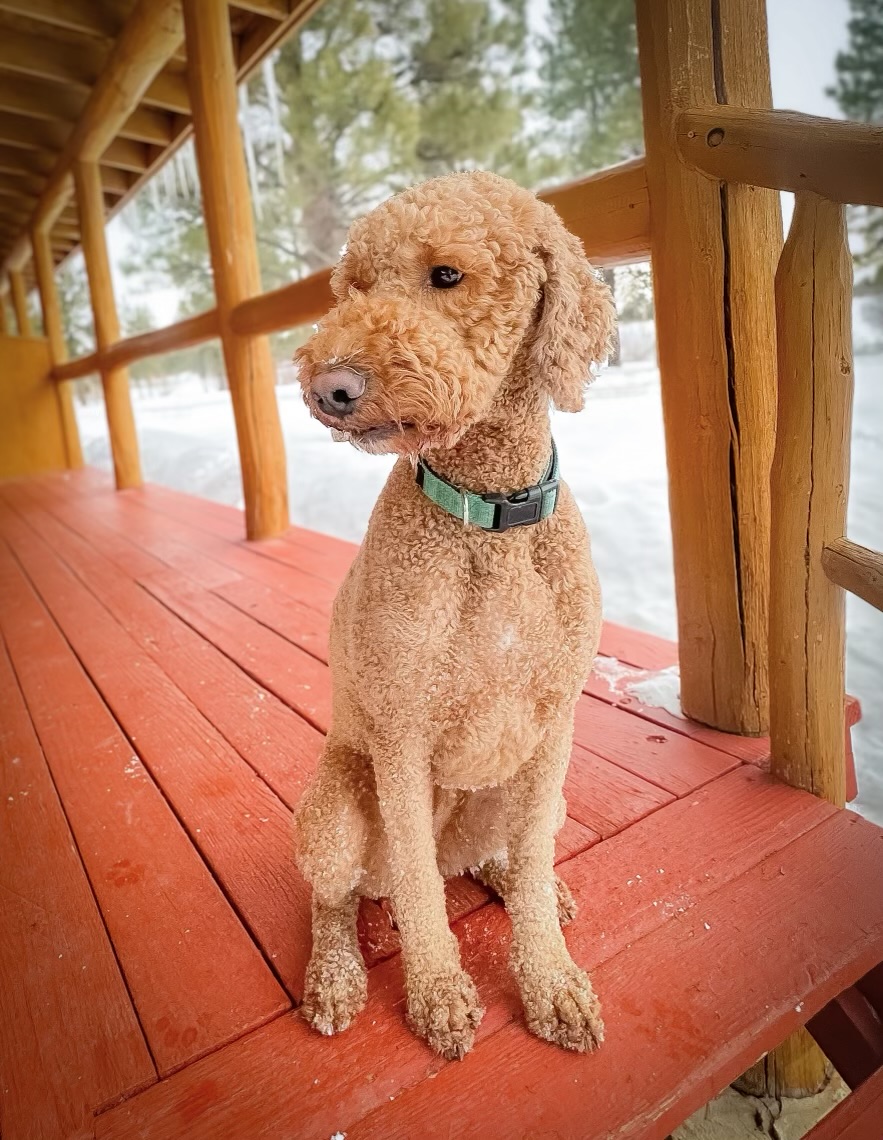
[828,0,883,284]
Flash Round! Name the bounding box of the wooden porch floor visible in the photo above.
[2,468,882,1140]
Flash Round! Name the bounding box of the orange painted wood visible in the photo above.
[565,743,674,837]
[11,487,324,809]
[138,567,333,731]
[0,530,286,1075]
[0,500,312,1004]
[597,618,678,670]
[213,575,332,659]
[804,1067,883,1140]
[94,767,844,1139]
[0,637,155,1140]
[573,693,740,796]
[349,815,883,1140]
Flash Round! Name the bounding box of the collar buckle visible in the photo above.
[483,479,555,532]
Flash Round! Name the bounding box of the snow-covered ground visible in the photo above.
[75,337,882,825]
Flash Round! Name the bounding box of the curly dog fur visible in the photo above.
[293,170,615,1060]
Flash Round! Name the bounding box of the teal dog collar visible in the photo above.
[415,442,559,532]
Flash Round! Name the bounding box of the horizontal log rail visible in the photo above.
[823,538,883,614]
[57,157,652,376]
[53,308,221,382]
[676,106,883,207]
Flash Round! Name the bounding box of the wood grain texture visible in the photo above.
[183,0,288,540]
[0,511,288,1074]
[94,767,845,1140]
[9,267,30,334]
[0,492,312,1003]
[823,538,883,614]
[769,193,853,806]
[676,106,883,207]
[0,334,67,477]
[32,224,83,467]
[74,158,141,489]
[0,635,155,1140]
[803,1067,883,1140]
[636,0,781,734]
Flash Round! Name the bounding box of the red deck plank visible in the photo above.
[0,500,315,1005]
[574,691,740,796]
[12,493,324,809]
[565,742,674,836]
[0,533,286,1076]
[0,638,155,1140]
[349,813,883,1140]
[139,566,333,731]
[805,1067,883,1140]
[94,767,841,1139]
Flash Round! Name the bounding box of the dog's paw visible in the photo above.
[555,876,577,927]
[407,968,484,1060]
[521,964,604,1053]
[301,949,367,1036]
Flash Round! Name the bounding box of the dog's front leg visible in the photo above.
[505,720,604,1053]
[374,745,483,1059]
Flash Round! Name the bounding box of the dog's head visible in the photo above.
[296,171,615,455]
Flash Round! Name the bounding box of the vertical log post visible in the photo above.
[636,0,782,735]
[73,158,142,489]
[32,227,84,468]
[738,199,853,1102]
[182,0,288,540]
[0,289,9,335]
[9,270,31,336]
[770,193,853,804]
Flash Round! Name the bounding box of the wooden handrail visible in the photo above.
[60,158,651,371]
[676,106,883,207]
[53,309,221,381]
[3,0,184,271]
[823,539,883,613]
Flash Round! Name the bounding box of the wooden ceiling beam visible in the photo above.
[0,0,126,40]
[142,69,190,115]
[119,106,175,146]
[102,137,150,174]
[0,111,70,152]
[2,0,184,271]
[231,0,289,17]
[0,74,86,123]
[0,145,55,177]
[0,26,107,90]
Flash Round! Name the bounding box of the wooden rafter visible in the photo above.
[0,0,128,39]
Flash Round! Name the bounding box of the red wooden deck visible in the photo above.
[1,468,882,1140]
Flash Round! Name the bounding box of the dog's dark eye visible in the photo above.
[429,266,463,289]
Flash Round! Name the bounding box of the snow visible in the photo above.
[73,339,883,826]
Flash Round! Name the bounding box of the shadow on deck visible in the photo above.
[1,468,882,1140]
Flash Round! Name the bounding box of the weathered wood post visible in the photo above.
[740,198,853,1100]
[9,269,31,336]
[770,193,853,806]
[74,158,142,489]
[182,0,289,540]
[635,0,782,735]
[32,226,84,469]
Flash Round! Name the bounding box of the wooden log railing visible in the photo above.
[675,107,883,208]
[49,158,652,376]
[822,540,883,614]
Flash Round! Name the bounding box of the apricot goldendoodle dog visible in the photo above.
[293,170,615,1061]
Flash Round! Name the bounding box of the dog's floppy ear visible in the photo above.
[529,204,616,412]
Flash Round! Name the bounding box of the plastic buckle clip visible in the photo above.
[484,481,553,532]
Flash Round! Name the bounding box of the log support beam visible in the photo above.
[73,159,141,489]
[9,268,30,335]
[769,193,853,807]
[636,0,782,736]
[32,226,83,468]
[183,0,288,540]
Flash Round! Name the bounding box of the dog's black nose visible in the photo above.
[311,367,365,418]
